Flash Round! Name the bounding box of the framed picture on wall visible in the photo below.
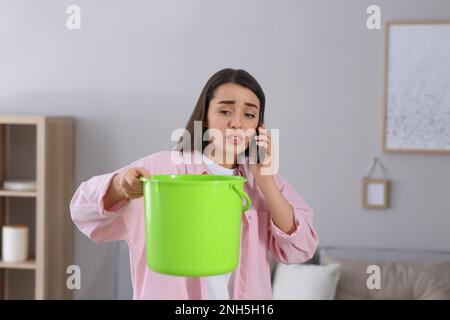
[383,21,450,154]
[361,178,390,209]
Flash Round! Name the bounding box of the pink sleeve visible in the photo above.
[69,157,150,243]
[267,174,319,264]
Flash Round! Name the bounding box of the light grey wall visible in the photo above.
[1,0,449,299]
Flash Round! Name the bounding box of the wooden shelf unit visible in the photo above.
[0,115,74,299]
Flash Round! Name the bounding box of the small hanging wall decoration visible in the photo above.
[362,157,390,209]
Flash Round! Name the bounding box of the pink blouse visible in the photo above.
[69,149,319,299]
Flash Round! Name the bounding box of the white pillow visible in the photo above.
[272,263,341,300]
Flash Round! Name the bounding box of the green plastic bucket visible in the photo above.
[140,174,252,277]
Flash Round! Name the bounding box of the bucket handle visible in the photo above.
[232,185,252,212]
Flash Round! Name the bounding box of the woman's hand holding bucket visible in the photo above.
[103,167,151,210]
[116,167,152,199]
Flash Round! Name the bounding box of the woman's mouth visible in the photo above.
[226,135,243,145]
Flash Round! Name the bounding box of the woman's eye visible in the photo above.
[219,111,231,115]
[245,114,256,118]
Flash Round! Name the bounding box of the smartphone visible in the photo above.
[254,108,265,164]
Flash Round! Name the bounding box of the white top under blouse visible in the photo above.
[202,153,237,300]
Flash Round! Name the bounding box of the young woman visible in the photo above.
[70,68,318,300]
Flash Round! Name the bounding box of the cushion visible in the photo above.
[321,255,450,300]
[272,263,341,300]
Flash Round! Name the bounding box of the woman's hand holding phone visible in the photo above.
[249,123,274,179]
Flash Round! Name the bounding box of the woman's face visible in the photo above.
[206,82,260,162]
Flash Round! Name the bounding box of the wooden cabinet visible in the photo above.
[0,115,74,299]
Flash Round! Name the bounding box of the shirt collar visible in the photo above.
[183,149,255,188]
[183,149,208,174]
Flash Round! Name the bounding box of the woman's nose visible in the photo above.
[229,114,243,129]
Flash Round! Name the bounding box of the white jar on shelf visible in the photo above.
[2,225,29,262]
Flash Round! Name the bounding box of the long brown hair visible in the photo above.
[177,68,265,156]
